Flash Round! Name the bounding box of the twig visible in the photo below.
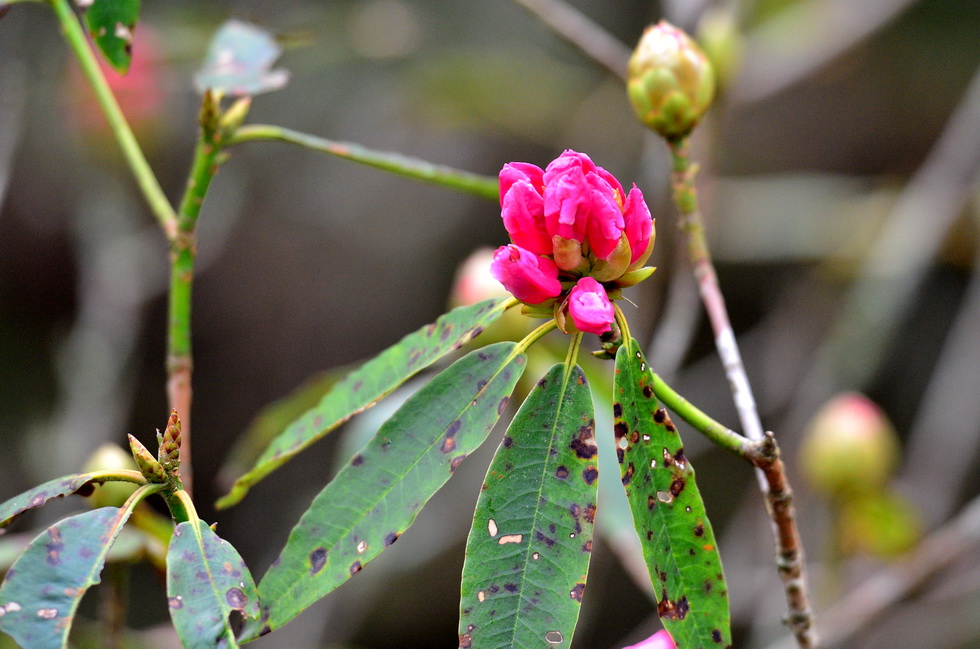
[227,124,500,200]
[667,137,819,648]
[507,0,631,81]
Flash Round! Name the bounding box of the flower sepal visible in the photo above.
[612,266,657,289]
[590,232,632,282]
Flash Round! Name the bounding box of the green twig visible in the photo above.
[49,0,178,239]
[227,124,500,200]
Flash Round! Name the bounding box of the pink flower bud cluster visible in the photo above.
[490,150,655,335]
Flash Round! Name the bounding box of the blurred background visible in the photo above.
[1,0,979,647]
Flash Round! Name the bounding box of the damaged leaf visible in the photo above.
[81,0,141,74]
[459,363,597,649]
[614,338,731,647]
[245,342,526,638]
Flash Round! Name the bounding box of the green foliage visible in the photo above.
[0,507,138,649]
[167,521,260,649]
[246,341,527,638]
[217,298,510,509]
[194,19,289,96]
[81,0,141,73]
[459,363,597,649]
[614,339,731,647]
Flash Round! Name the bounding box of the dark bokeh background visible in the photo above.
[1,1,979,648]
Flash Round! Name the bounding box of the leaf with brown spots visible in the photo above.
[246,342,526,638]
[459,363,596,649]
[614,338,731,647]
[167,520,260,649]
[217,298,510,509]
[0,506,138,649]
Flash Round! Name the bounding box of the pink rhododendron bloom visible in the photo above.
[623,184,653,264]
[621,630,676,649]
[568,277,614,334]
[490,245,561,305]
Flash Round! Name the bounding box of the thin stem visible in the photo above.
[514,320,558,356]
[648,372,755,459]
[166,113,227,494]
[668,136,819,649]
[49,0,177,239]
[228,124,500,201]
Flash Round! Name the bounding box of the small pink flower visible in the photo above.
[622,630,676,649]
[568,277,614,334]
[500,168,551,255]
[490,245,562,305]
[623,184,653,264]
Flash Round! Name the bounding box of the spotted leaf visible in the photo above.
[0,507,136,649]
[166,521,260,649]
[614,338,731,648]
[217,298,510,509]
[0,472,124,534]
[245,341,526,638]
[81,0,141,74]
[459,363,597,649]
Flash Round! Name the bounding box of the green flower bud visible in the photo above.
[129,434,168,484]
[628,20,716,140]
[838,490,921,559]
[799,393,900,495]
[82,444,139,508]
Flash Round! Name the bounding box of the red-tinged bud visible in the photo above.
[568,277,615,335]
[551,235,586,272]
[83,444,139,508]
[490,245,562,305]
[628,20,716,140]
[159,409,182,469]
[622,629,676,649]
[623,185,655,269]
[800,393,900,494]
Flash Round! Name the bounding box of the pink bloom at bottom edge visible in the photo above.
[490,244,561,305]
[568,276,614,335]
[621,629,676,649]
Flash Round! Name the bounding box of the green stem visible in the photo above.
[514,320,558,356]
[49,0,178,239]
[228,124,500,200]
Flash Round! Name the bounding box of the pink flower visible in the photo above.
[542,150,625,261]
[623,184,653,265]
[500,163,551,256]
[621,630,676,649]
[490,245,562,305]
[568,277,614,334]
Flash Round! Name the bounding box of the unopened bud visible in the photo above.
[628,21,716,140]
[838,490,920,558]
[83,444,139,508]
[622,629,676,649]
[129,434,167,483]
[800,393,900,495]
[159,410,182,469]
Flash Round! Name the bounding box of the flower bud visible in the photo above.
[83,444,139,508]
[490,244,562,305]
[800,393,900,495]
[628,20,716,140]
[500,162,551,256]
[129,434,167,484]
[159,409,182,469]
[568,277,615,335]
[623,185,654,268]
[622,629,676,649]
[837,490,921,558]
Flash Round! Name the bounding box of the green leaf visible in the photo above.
[167,521,260,649]
[81,0,141,74]
[459,363,597,649]
[0,507,136,649]
[614,339,731,647]
[217,298,510,509]
[246,341,526,638]
[194,20,289,97]
[0,473,109,533]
